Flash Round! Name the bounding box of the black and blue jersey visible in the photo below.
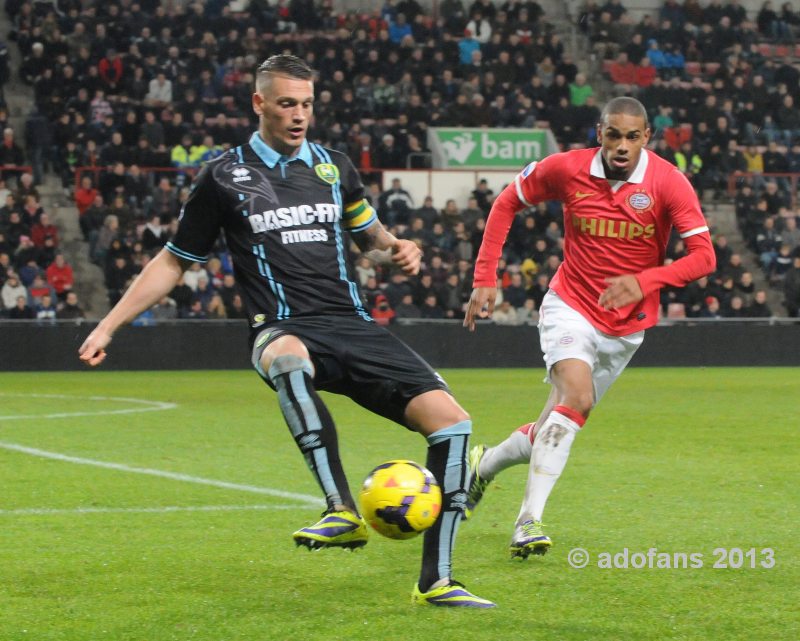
[166,133,378,328]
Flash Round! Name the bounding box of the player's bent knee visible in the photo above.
[267,353,314,381]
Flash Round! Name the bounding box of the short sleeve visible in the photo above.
[516,155,561,207]
[165,164,224,263]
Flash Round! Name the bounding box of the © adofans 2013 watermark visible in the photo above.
[567,547,775,570]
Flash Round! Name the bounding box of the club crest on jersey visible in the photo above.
[314,163,339,185]
[232,167,252,183]
[627,191,653,212]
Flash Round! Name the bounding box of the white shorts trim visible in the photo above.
[538,291,644,404]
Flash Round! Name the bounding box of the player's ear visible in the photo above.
[595,124,602,144]
[252,92,264,116]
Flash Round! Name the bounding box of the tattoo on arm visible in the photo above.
[352,220,393,253]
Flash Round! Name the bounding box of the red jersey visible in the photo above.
[473,148,715,336]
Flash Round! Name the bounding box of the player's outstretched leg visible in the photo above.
[464,423,537,520]
[413,421,495,608]
[268,354,368,550]
[510,407,583,559]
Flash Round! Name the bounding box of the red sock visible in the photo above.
[553,404,587,428]
[516,422,537,444]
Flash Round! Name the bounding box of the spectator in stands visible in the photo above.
[150,177,180,222]
[99,131,130,166]
[182,261,210,292]
[756,216,784,272]
[503,271,529,309]
[105,253,136,307]
[700,295,723,318]
[151,296,178,321]
[378,178,414,227]
[56,290,85,319]
[1,272,27,310]
[140,214,165,251]
[418,292,444,318]
[145,71,173,109]
[394,292,422,319]
[35,292,57,321]
[20,42,47,86]
[7,294,34,319]
[758,0,792,41]
[24,107,51,185]
[748,289,774,316]
[31,212,58,248]
[770,243,795,282]
[46,253,73,301]
[14,234,39,271]
[783,248,800,315]
[205,293,228,319]
[0,127,25,184]
[780,214,800,251]
[609,51,637,95]
[492,299,521,325]
[370,293,396,325]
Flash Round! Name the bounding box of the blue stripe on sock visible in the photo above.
[426,421,471,581]
[273,370,338,503]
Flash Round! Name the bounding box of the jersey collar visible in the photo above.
[590,148,649,184]
[249,132,314,168]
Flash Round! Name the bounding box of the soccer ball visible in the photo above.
[359,460,442,540]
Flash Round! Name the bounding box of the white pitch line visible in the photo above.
[0,441,323,507]
[0,393,177,420]
[0,504,304,516]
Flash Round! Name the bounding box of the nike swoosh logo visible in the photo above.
[575,191,595,199]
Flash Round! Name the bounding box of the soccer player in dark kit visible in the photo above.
[79,55,494,608]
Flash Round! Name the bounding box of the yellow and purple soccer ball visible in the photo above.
[359,460,441,540]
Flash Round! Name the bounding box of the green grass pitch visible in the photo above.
[0,369,797,641]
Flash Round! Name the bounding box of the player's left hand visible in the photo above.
[391,239,422,276]
[598,275,644,310]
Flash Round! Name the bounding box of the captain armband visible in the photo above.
[342,199,377,232]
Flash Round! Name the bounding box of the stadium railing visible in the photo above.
[726,172,800,207]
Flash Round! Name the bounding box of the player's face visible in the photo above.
[252,73,314,157]
[597,113,651,181]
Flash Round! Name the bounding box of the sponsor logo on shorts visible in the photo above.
[559,334,575,345]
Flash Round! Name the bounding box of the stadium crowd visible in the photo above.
[1,0,800,321]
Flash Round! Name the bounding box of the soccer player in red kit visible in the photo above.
[463,97,716,558]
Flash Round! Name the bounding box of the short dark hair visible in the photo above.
[600,97,650,129]
[256,54,313,91]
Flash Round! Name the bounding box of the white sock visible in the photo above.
[479,424,535,480]
[516,411,580,525]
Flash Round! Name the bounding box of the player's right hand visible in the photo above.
[463,287,497,332]
[79,327,112,367]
